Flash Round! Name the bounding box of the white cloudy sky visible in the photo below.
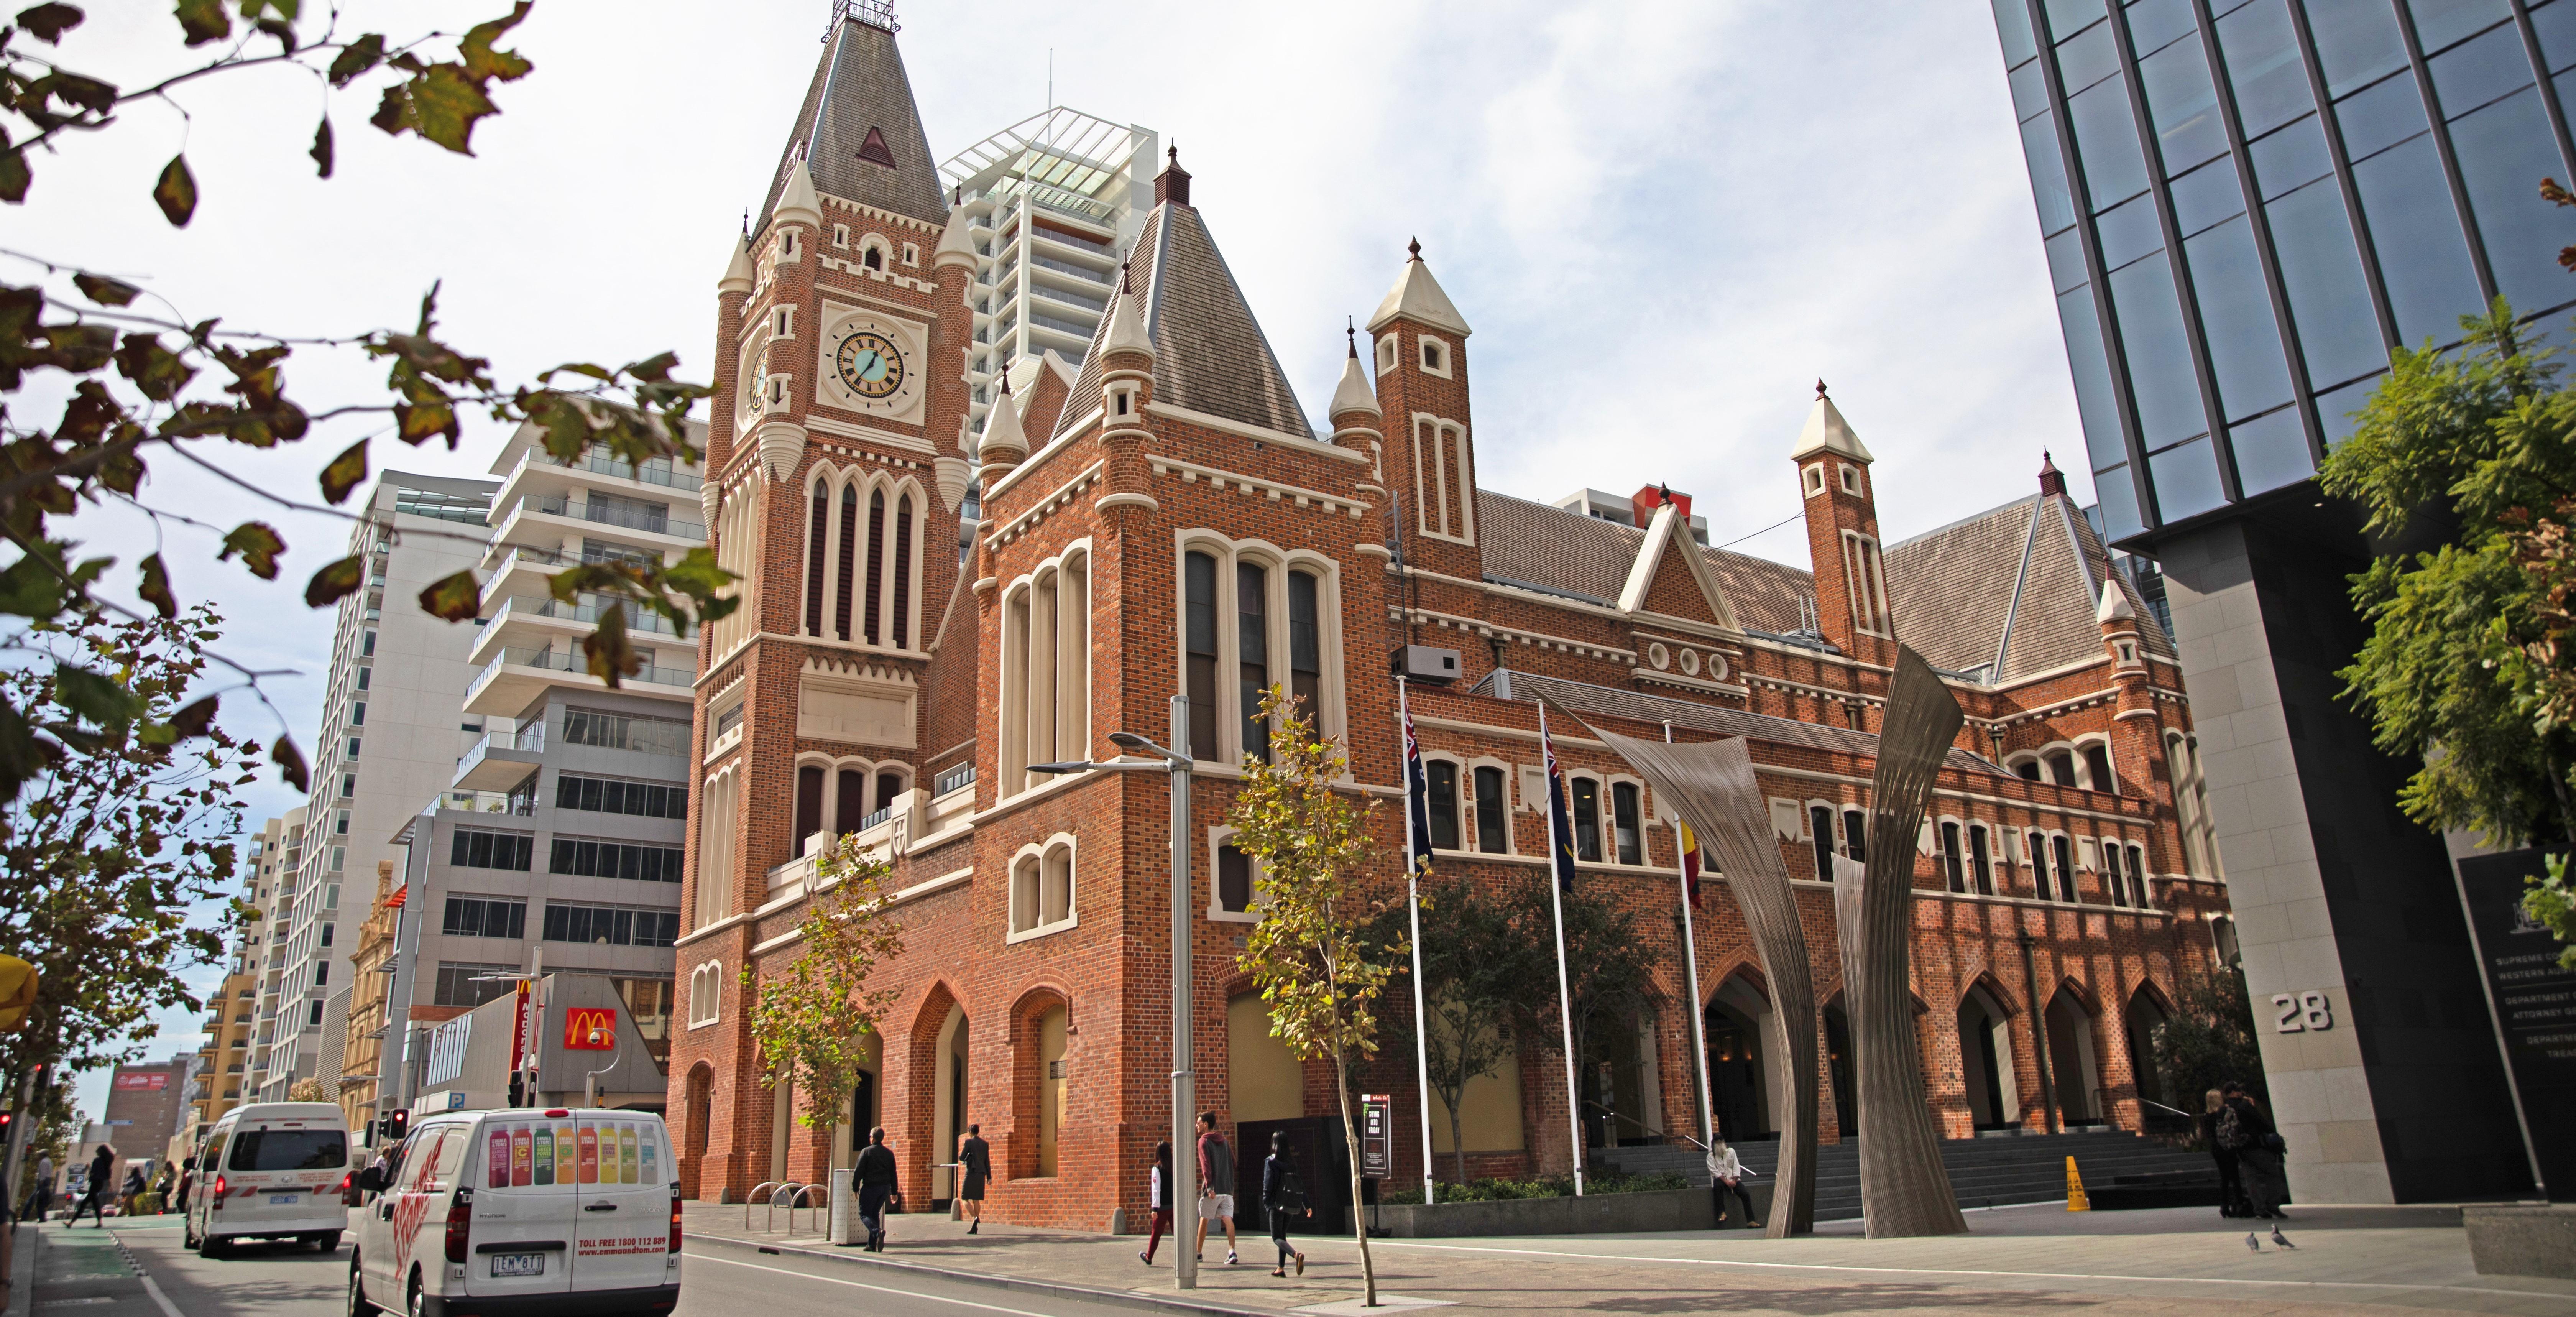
[24,0,2078,1118]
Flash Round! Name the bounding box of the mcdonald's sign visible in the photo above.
[562,1006,618,1051]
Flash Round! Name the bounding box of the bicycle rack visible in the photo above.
[789,1183,827,1236]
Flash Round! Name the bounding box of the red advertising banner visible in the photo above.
[562,1007,616,1051]
[112,1073,168,1091]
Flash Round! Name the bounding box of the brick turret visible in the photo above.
[1367,239,1480,584]
[1794,381,1894,668]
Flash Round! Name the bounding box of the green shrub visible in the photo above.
[1380,1170,1687,1205]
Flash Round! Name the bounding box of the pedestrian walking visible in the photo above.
[2200,1088,2247,1218]
[173,1156,193,1218]
[2218,1081,2288,1220]
[117,1163,144,1217]
[1259,1131,1307,1278]
[1707,1143,1757,1228]
[851,1126,899,1251]
[70,1146,113,1227]
[19,1152,53,1223]
[957,1123,990,1235]
[150,1162,174,1214]
[1139,1140,1173,1266]
[1192,1112,1237,1266]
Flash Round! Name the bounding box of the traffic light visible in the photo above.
[0,1109,16,1147]
[379,1109,408,1144]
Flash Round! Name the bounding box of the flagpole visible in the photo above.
[1399,677,1437,1206]
[1538,700,1586,1197]
[1667,722,1717,1158]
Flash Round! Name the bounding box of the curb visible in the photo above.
[683,1230,1279,1317]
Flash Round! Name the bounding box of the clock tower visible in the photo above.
[679,3,974,1199]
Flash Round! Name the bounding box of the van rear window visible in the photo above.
[227,1129,346,1171]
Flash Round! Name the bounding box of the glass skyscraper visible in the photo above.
[1994,0,2569,1204]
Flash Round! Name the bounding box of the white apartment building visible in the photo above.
[258,474,500,1101]
[939,107,1157,437]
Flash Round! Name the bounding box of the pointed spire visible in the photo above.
[933,195,979,270]
[774,153,824,231]
[2037,449,2068,497]
[2096,583,2137,625]
[1366,237,1471,337]
[1791,382,1872,462]
[1330,333,1382,421]
[1102,282,1154,360]
[981,368,1029,470]
[718,233,755,296]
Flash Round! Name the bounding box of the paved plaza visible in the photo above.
[681,1200,2576,1317]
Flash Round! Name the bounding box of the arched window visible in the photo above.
[694,766,738,928]
[1940,821,1966,893]
[1409,416,1475,544]
[687,962,722,1028]
[835,768,870,836]
[1175,541,1342,765]
[2125,844,2147,906]
[2013,757,2042,782]
[1611,781,1643,866]
[798,468,929,652]
[863,244,883,271]
[2082,742,2117,794]
[1473,765,1509,853]
[1811,805,1837,880]
[1842,808,1868,863]
[1570,777,1603,861]
[794,765,825,851]
[2024,829,2047,899]
[997,546,1091,797]
[1426,760,1460,850]
[2045,749,2080,788]
[2050,833,2078,903]
[1008,836,1077,939]
[1968,823,1995,895]
[836,485,859,639]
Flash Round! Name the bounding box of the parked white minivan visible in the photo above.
[348,1107,680,1317]
[184,1101,354,1255]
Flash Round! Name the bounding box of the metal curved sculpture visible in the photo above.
[1587,728,1819,1236]
[1846,645,1969,1237]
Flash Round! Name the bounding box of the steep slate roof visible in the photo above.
[1486,669,2009,778]
[1475,492,1811,634]
[1885,493,2172,683]
[759,17,947,231]
[1060,203,1314,439]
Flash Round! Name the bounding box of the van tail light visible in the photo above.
[445,1187,473,1264]
[669,1186,683,1253]
[338,1172,353,1207]
[210,1174,226,1211]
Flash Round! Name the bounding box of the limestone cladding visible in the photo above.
[669,16,2226,1232]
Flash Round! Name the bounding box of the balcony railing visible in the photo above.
[544,450,703,492]
[1030,312,1095,339]
[476,645,694,691]
[934,762,976,796]
[1031,282,1107,315]
[1030,254,1111,286]
[491,595,678,638]
[516,493,702,539]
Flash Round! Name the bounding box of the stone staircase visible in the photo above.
[1592,1131,2218,1222]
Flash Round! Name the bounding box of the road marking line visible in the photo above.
[100,1232,184,1317]
[1364,1239,2574,1301]
[689,1250,1085,1317]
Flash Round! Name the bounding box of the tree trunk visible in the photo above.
[1333,1052,1377,1306]
[1448,1101,1468,1189]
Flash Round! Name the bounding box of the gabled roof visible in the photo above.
[1059,202,1314,439]
[758,17,947,232]
[1884,493,2172,682]
[1476,491,1810,634]
[1618,502,1741,631]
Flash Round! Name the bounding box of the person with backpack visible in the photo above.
[1139,1140,1173,1265]
[1260,1131,1307,1278]
[2218,1080,2287,1219]
[2199,1088,2247,1218]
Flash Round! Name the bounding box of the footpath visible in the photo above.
[683,1199,2576,1317]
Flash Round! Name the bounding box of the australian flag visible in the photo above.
[1401,682,1434,883]
[1539,704,1577,896]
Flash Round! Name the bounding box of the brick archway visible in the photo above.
[1005,984,1072,1180]
[900,981,964,1207]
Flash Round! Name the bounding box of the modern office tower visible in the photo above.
[938,108,1158,437]
[375,419,707,1061]
[1989,0,2576,1201]
[243,809,304,1098]
[260,473,499,1101]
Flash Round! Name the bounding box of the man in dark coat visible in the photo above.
[851,1127,899,1251]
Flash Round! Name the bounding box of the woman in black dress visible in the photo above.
[958,1123,991,1234]
[2198,1088,2245,1217]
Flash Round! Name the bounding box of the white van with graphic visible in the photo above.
[348,1107,679,1317]
[184,1101,354,1255]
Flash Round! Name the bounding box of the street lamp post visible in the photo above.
[1028,694,1198,1290]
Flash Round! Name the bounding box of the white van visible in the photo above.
[348,1107,680,1317]
[183,1101,354,1255]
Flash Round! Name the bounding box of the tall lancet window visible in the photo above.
[862,490,887,645]
[1237,561,1270,763]
[1288,571,1321,719]
[1184,552,1219,761]
[891,494,914,649]
[804,484,829,636]
[834,485,858,641]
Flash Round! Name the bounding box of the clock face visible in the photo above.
[835,331,905,400]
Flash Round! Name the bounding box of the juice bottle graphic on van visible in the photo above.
[577,1123,599,1184]
[619,1125,638,1184]
[556,1123,576,1184]
[533,1125,555,1186]
[639,1133,657,1187]
[487,1128,510,1188]
[512,1125,533,1187]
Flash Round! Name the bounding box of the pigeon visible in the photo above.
[2244,1232,2261,1252]
[2270,1229,2295,1250]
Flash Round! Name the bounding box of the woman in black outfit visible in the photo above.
[1259,1131,1307,1278]
[2222,1081,2288,1220]
[2198,1088,2244,1217]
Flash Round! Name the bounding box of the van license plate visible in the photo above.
[266,1194,297,1205]
[491,1253,545,1278]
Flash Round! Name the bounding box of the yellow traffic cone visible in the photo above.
[2065,1156,2091,1212]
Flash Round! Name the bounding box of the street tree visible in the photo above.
[1230,685,1405,1306]
[741,838,906,1131]
[1375,876,1542,1186]
[0,2,729,803]
[2150,967,2266,1121]
[0,602,256,1095]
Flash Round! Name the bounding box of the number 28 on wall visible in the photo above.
[2272,991,2334,1033]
